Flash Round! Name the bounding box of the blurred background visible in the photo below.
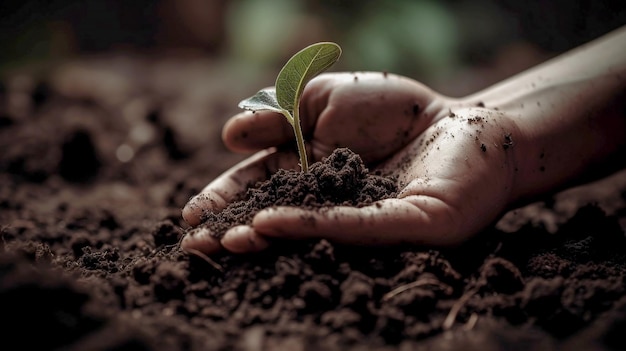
[2,0,625,95]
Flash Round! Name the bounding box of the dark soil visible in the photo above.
[198,147,398,239]
[2,55,626,351]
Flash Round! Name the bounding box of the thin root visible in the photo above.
[382,277,453,301]
[463,313,479,331]
[442,288,477,330]
[185,248,224,272]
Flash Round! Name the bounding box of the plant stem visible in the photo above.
[291,105,309,173]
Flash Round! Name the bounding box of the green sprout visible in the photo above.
[238,42,342,172]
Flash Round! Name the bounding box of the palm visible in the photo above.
[376,107,518,244]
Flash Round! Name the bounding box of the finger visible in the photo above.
[221,225,271,253]
[180,227,222,255]
[222,111,295,153]
[252,197,466,246]
[182,148,299,226]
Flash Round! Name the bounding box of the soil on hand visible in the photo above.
[197,147,397,239]
[1,56,626,351]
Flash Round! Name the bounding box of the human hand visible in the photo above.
[181,72,521,254]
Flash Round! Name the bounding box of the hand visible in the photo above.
[181,72,522,254]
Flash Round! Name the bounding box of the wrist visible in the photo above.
[509,92,626,205]
[458,27,626,207]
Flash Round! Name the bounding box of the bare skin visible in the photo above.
[182,26,626,255]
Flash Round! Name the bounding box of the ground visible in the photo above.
[1,55,626,351]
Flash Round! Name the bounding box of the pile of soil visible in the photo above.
[196,147,398,240]
[1,55,626,351]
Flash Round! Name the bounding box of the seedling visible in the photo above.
[238,42,342,172]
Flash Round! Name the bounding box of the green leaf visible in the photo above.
[275,42,341,112]
[238,88,283,113]
[235,42,342,173]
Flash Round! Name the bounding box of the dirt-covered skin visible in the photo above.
[1,56,626,351]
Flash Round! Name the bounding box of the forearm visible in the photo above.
[467,26,626,204]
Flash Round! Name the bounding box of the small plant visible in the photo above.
[238,42,342,172]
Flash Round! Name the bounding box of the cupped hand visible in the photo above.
[181,72,522,255]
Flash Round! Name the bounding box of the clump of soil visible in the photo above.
[199,147,397,239]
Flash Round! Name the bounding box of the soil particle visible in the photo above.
[152,220,183,248]
[467,116,483,124]
[477,257,524,294]
[59,129,101,182]
[503,133,514,149]
[340,271,374,308]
